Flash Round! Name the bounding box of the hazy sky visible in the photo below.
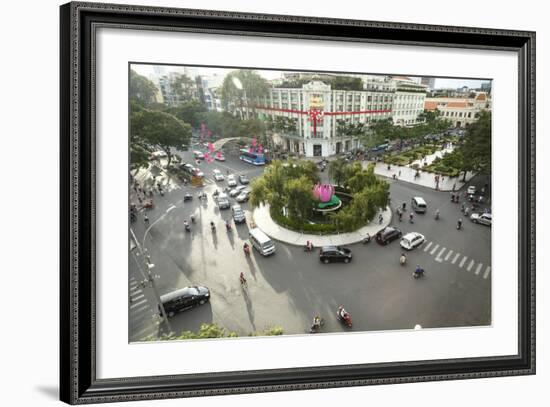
[131,64,488,89]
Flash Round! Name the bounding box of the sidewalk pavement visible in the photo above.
[370,159,474,192]
[252,204,392,247]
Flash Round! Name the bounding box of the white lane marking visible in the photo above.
[445,250,454,261]
[459,256,468,268]
[475,263,483,275]
[130,301,148,311]
[467,260,475,271]
[452,253,461,264]
[131,294,145,302]
[430,244,440,255]
[435,247,446,262]
[483,266,491,279]
[424,242,433,252]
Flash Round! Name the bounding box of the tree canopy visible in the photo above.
[129,69,159,107]
[131,109,192,167]
[220,69,269,111]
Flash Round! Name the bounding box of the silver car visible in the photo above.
[470,212,492,226]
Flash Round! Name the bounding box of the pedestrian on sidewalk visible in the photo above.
[378,214,383,224]
[452,183,456,192]
[398,170,401,177]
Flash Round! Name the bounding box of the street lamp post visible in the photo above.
[132,204,176,333]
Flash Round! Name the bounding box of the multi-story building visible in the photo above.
[252,76,398,157]
[424,92,491,128]
[157,72,199,106]
[392,77,428,126]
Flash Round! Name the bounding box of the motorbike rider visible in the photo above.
[338,305,350,321]
[457,218,463,229]
[414,265,424,276]
[435,209,440,220]
[409,212,414,223]
[311,315,322,330]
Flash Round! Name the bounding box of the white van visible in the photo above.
[411,197,427,213]
[248,228,276,256]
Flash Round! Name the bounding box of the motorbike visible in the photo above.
[457,220,463,230]
[304,242,314,252]
[362,234,371,244]
[435,211,440,220]
[413,267,425,279]
[337,306,352,328]
[309,316,325,334]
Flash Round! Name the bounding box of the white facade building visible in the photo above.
[392,77,427,126]
[254,77,397,157]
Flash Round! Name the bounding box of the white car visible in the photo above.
[467,185,476,195]
[236,190,251,203]
[216,193,230,209]
[400,232,426,251]
[227,175,237,187]
[149,150,167,160]
[193,150,205,160]
[212,169,225,182]
[229,185,247,197]
[470,212,492,226]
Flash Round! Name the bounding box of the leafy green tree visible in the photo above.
[129,69,159,107]
[165,101,207,128]
[328,158,349,186]
[221,69,269,113]
[284,176,315,222]
[171,73,196,103]
[131,110,191,167]
[461,111,491,175]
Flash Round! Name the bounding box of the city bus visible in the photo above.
[239,149,266,166]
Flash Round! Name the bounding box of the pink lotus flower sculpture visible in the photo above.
[313,184,335,203]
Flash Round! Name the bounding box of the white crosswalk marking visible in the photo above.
[467,260,475,271]
[452,253,460,264]
[424,242,433,252]
[459,256,468,268]
[430,244,440,255]
[445,250,454,261]
[130,299,147,309]
[435,247,446,262]
[475,263,483,275]
[483,266,491,279]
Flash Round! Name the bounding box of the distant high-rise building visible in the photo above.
[420,77,436,90]
[481,81,492,94]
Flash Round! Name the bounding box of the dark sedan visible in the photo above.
[159,286,210,318]
[319,246,353,264]
[375,226,402,245]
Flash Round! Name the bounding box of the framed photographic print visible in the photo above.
[60,1,535,404]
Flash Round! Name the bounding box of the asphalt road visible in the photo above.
[129,146,491,341]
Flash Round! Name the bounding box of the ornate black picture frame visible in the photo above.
[60,2,535,404]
